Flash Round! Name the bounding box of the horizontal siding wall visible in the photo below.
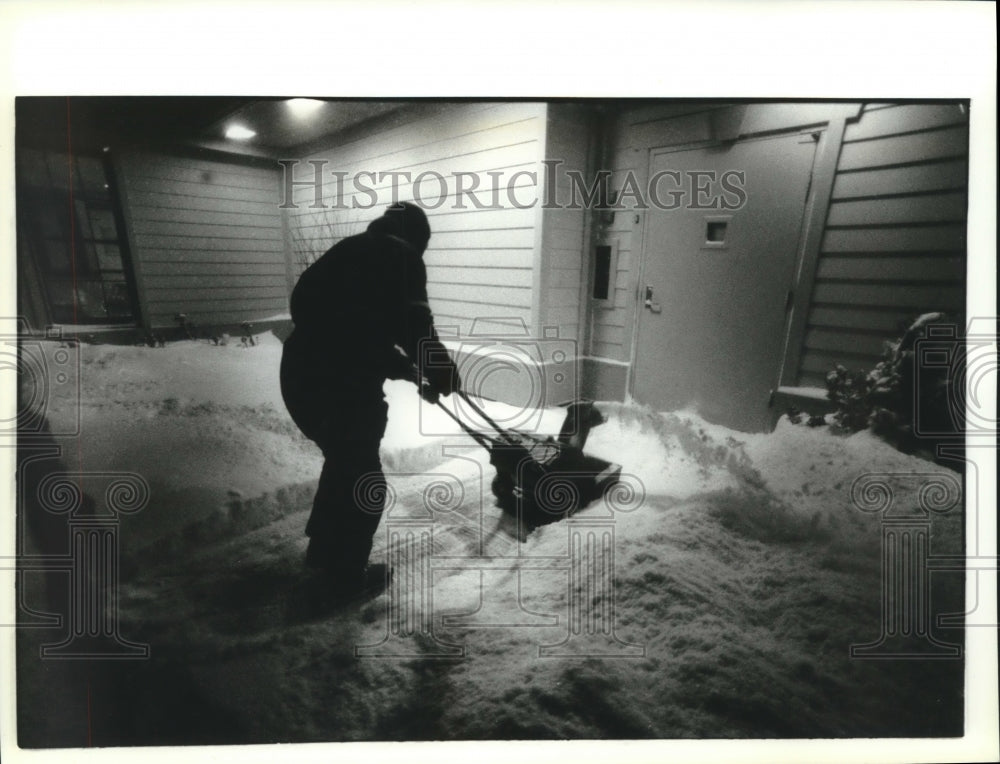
[119,150,289,330]
[797,103,969,386]
[284,102,547,339]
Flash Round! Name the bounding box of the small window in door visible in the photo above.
[702,215,733,250]
[706,221,727,243]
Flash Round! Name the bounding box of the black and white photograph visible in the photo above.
[1,3,997,763]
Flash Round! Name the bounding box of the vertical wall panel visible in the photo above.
[538,104,593,346]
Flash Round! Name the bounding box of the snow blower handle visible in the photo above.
[455,390,509,439]
[403,362,491,449]
[433,400,493,450]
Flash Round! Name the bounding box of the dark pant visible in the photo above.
[280,331,389,575]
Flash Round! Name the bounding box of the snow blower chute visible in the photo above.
[437,391,622,528]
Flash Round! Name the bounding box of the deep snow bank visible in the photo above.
[17,335,965,745]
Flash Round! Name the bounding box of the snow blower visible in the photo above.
[436,390,622,528]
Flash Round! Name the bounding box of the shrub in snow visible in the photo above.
[824,365,872,432]
[825,312,962,457]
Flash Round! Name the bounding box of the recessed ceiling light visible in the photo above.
[225,124,256,140]
[286,98,325,118]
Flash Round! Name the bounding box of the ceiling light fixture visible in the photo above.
[286,98,325,118]
[225,124,256,141]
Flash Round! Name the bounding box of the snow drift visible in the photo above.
[16,334,964,745]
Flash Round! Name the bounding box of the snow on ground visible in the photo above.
[16,335,965,746]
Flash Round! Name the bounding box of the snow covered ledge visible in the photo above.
[29,314,296,346]
[771,385,835,421]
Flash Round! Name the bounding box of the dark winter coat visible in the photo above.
[293,230,438,366]
[281,221,454,442]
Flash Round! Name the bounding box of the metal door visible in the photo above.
[631,132,817,431]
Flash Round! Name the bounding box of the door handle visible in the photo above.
[643,285,661,314]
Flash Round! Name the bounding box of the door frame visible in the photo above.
[624,105,860,405]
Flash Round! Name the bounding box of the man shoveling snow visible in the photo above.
[279,202,461,596]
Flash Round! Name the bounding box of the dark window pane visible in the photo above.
[33,198,69,239]
[76,156,108,196]
[87,207,118,241]
[103,281,132,319]
[46,279,76,322]
[79,242,102,274]
[74,199,94,240]
[94,242,125,272]
[46,153,72,190]
[40,238,72,273]
[18,149,50,185]
[706,221,727,243]
[75,280,108,320]
[20,150,135,324]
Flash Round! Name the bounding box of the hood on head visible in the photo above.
[366,202,431,253]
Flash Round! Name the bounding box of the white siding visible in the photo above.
[119,150,288,330]
[284,102,547,339]
[797,103,968,386]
